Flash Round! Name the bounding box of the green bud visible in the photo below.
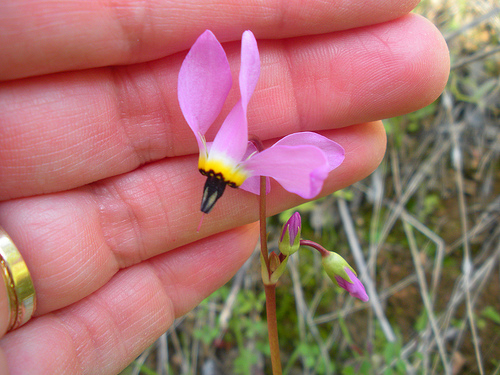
[321,252,354,285]
[322,252,369,302]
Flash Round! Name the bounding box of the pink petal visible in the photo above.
[335,268,369,302]
[242,140,259,159]
[239,175,270,195]
[239,177,259,194]
[209,99,248,162]
[274,132,345,172]
[241,145,330,199]
[239,31,260,111]
[178,30,232,148]
[210,31,261,163]
[239,141,270,195]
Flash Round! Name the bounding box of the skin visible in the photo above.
[0,0,449,373]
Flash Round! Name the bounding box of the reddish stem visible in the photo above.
[264,284,282,375]
[260,176,269,271]
[299,239,331,257]
[259,174,282,374]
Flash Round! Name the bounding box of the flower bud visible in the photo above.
[261,252,288,285]
[268,252,281,274]
[278,212,301,256]
[322,252,369,302]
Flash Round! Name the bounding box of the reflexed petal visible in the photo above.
[241,145,330,199]
[209,99,248,162]
[242,140,259,159]
[335,268,369,302]
[239,31,260,111]
[274,132,345,171]
[209,31,261,163]
[239,175,271,195]
[239,141,270,195]
[178,30,232,148]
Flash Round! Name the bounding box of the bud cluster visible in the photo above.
[270,212,369,302]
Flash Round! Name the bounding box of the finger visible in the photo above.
[0,223,259,375]
[0,0,420,80]
[0,122,385,315]
[0,14,449,200]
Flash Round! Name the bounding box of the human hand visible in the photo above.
[0,0,449,373]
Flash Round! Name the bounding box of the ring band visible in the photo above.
[0,226,36,332]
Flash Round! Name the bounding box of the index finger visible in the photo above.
[0,0,420,80]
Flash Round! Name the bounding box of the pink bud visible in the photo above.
[334,267,369,302]
[280,212,301,245]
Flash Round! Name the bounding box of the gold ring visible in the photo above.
[0,226,36,332]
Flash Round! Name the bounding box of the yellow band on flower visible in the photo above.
[199,155,248,187]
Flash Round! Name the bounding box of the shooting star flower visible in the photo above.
[178,30,345,213]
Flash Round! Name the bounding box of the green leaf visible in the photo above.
[482,306,500,325]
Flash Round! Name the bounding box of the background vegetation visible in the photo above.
[122,1,500,373]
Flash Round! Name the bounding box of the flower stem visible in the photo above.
[264,284,282,375]
[259,175,282,375]
[299,239,331,257]
[259,176,269,270]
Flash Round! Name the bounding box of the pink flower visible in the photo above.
[335,267,369,302]
[178,30,345,213]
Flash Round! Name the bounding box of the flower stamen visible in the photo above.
[200,173,229,213]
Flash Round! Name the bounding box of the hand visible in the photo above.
[0,0,449,373]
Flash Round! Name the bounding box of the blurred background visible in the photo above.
[122,0,500,374]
